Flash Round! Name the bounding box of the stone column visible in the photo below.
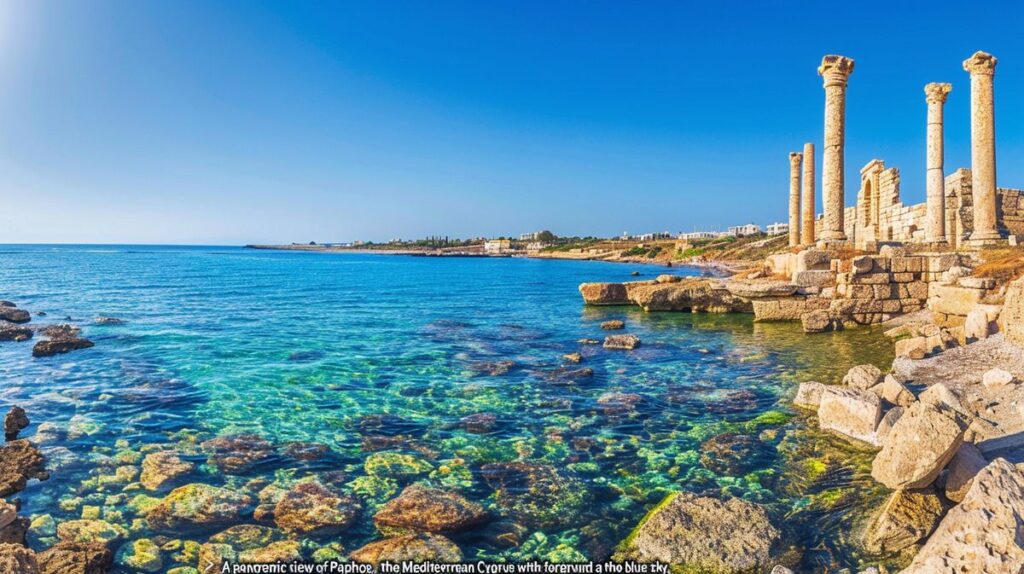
[925,82,952,243]
[818,55,855,241]
[801,142,816,245]
[963,51,1000,242]
[788,152,802,246]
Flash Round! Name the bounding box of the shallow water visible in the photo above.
[0,246,896,572]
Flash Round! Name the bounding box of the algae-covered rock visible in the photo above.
[615,492,780,573]
[147,483,254,530]
[350,533,462,567]
[273,480,361,536]
[239,540,302,563]
[208,524,279,549]
[364,452,433,481]
[140,451,194,491]
[115,538,162,573]
[481,461,590,529]
[373,485,487,535]
[55,519,127,546]
[200,434,274,474]
[699,433,774,476]
[861,487,945,554]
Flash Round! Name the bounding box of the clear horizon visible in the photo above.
[1,0,1023,244]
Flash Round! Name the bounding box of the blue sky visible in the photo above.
[1,1,1022,244]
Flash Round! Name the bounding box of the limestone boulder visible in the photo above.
[614,492,780,572]
[871,402,965,489]
[817,387,882,445]
[796,249,831,272]
[964,307,996,341]
[801,310,835,334]
[793,382,827,409]
[725,281,797,299]
[875,407,904,446]
[4,407,28,441]
[861,487,945,554]
[627,279,751,313]
[600,320,624,330]
[981,368,1015,389]
[842,364,884,391]
[373,485,487,535]
[894,337,929,360]
[902,458,1024,573]
[874,375,915,407]
[943,443,988,503]
[578,282,630,305]
[350,533,462,567]
[0,307,31,324]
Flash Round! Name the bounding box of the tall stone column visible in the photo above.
[801,142,816,245]
[925,82,952,243]
[818,55,855,242]
[963,51,1000,242]
[788,152,802,246]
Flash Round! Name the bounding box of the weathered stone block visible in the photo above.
[1000,277,1024,348]
[794,382,827,409]
[818,387,882,445]
[871,402,965,489]
[792,270,835,288]
[930,284,984,317]
[796,249,832,272]
[855,273,892,285]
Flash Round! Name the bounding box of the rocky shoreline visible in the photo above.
[578,245,1024,572]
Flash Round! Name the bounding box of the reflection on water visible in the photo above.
[0,246,896,572]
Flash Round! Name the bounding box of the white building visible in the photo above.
[484,239,512,254]
[765,222,789,236]
[727,224,761,237]
[678,231,721,240]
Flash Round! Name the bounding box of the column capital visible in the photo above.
[789,152,803,165]
[818,55,855,87]
[924,82,952,104]
[963,51,997,76]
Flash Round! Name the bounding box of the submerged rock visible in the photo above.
[902,458,1024,573]
[699,433,774,476]
[273,480,361,536]
[616,492,780,572]
[56,520,127,546]
[465,361,515,377]
[596,392,643,415]
[481,462,590,529]
[364,452,433,481]
[239,540,302,564]
[36,541,113,574]
[600,320,625,330]
[458,413,497,434]
[200,434,274,474]
[871,402,965,489]
[115,538,162,573]
[147,484,254,530]
[373,485,487,535]
[350,533,462,567]
[208,524,279,549]
[32,338,94,358]
[861,487,945,554]
[0,440,49,497]
[94,317,124,325]
[4,407,29,440]
[140,451,194,491]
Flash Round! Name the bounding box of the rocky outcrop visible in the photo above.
[273,480,361,536]
[0,543,38,574]
[0,326,32,342]
[628,280,751,313]
[4,407,29,441]
[350,533,462,567]
[0,306,31,324]
[600,320,625,330]
[843,364,884,390]
[817,387,882,445]
[793,382,827,409]
[725,281,797,299]
[146,483,254,530]
[861,487,945,554]
[902,458,1024,573]
[139,451,194,491]
[871,402,965,489]
[373,485,487,535]
[616,492,780,572]
[37,541,113,574]
[0,440,48,497]
[578,283,631,305]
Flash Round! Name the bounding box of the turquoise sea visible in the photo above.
[0,245,897,572]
